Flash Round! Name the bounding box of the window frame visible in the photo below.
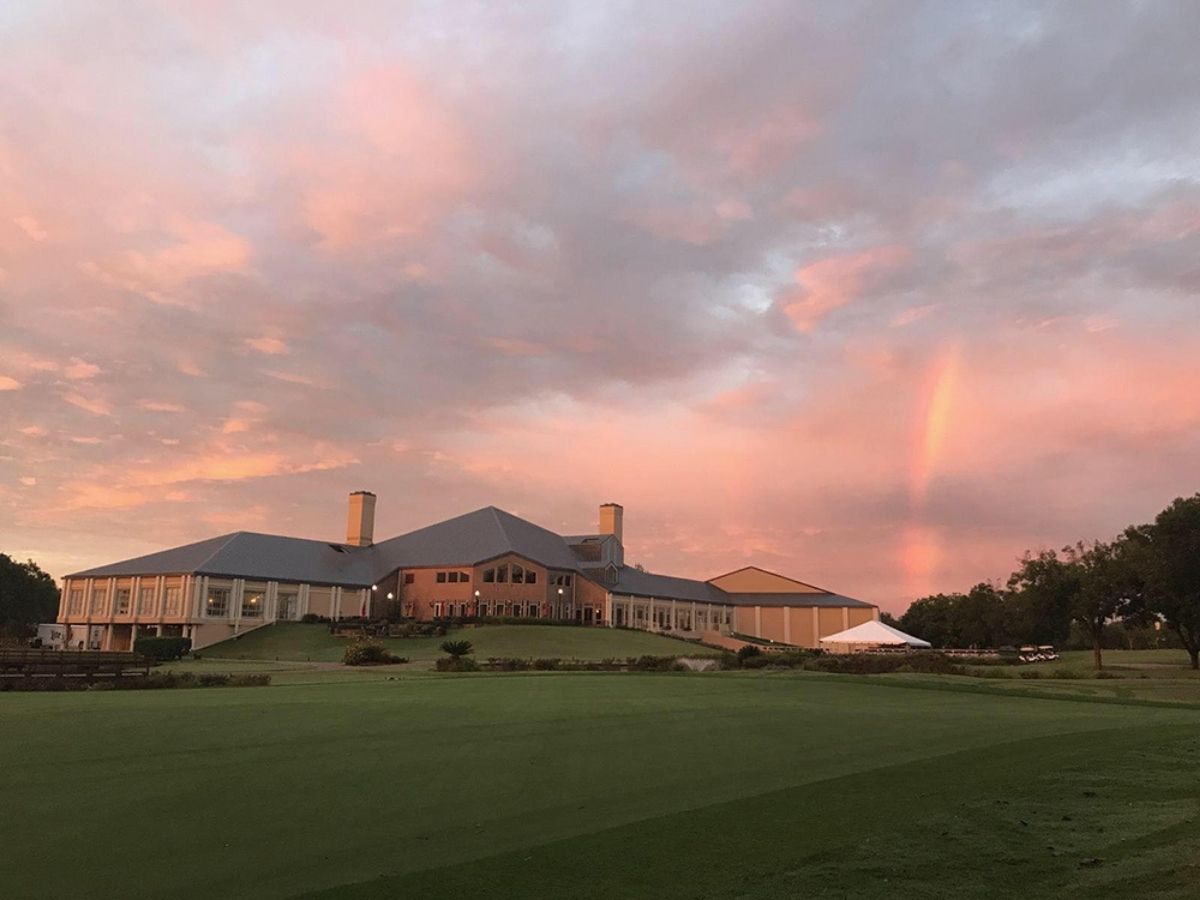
[241,590,265,618]
[137,587,155,616]
[206,588,230,618]
[277,592,297,621]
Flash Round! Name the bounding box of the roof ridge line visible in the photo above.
[194,532,243,573]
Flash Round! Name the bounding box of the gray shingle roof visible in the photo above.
[585,566,728,603]
[67,507,874,610]
[585,566,872,607]
[370,507,582,574]
[718,591,874,608]
[68,532,377,586]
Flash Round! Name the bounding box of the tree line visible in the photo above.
[892,494,1200,670]
[0,553,59,639]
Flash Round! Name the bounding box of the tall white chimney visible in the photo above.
[346,491,376,547]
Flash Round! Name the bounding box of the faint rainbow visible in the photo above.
[902,342,962,597]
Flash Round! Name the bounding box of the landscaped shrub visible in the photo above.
[804,651,964,676]
[740,654,771,669]
[736,644,763,663]
[133,636,192,661]
[435,656,480,672]
[486,657,532,671]
[1,671,271,691]
[439,639,474,659]
[342,640,404,666]
[532,658,561,670]
[300,613,331,624]
[628,655,685,672]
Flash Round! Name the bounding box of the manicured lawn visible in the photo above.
[200,622,707,664]
[1021,648,1200,676]
[3,673,1199,899]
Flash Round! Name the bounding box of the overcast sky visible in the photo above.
[2,2,1198,610]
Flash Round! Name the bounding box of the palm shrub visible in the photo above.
[439,639,474,659]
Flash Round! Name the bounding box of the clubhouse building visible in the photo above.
[57,493,879,651]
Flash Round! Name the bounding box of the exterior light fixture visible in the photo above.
[386,592,394,600]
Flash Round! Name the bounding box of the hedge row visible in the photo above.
[0,671,271,692]
[133,636,192,661]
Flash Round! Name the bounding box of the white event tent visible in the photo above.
[819,620,932,651]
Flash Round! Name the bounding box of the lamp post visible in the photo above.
[474,589,481,618]
[557,587,564,620]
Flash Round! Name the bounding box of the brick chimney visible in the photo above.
[346,491,376,547]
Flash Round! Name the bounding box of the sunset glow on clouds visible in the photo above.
[2,2,1199,610]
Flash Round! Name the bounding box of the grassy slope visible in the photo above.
[200,621,706,663]
[3,674,1198,900]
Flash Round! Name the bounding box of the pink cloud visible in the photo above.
[779,245,911,333]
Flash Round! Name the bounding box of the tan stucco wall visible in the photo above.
[788,607,817,647]
[818,607,844,636]
[848,607,876,628]
[707,567,824,594]
[757,607,786,642]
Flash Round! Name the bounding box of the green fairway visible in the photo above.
[3,673,1199,899]
[200,621,705,664]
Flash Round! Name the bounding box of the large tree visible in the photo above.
[1065,540,1142,671]
[1006,549,1075,646]
[898,593,962,648]
[0,554,59,638]
[1126,495,1200,670]
[1009,542,1140,670]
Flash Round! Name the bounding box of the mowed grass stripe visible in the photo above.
[306,723,1200,900]
[2,676,1196,899]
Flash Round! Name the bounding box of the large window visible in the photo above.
[436,571,446,583]
[241,590,264,618]
[526,570,537,585]
[115,589,131,615]
[278,592,297,621]
[483,568,495,583]
[90,589,107,615]
[512,565,525,584]
[404,573,415,584]
[137,587,155,616]
[552,574,572,587]
[164,587,181,615]
[206,588,230,618]
[69,589,83,615]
